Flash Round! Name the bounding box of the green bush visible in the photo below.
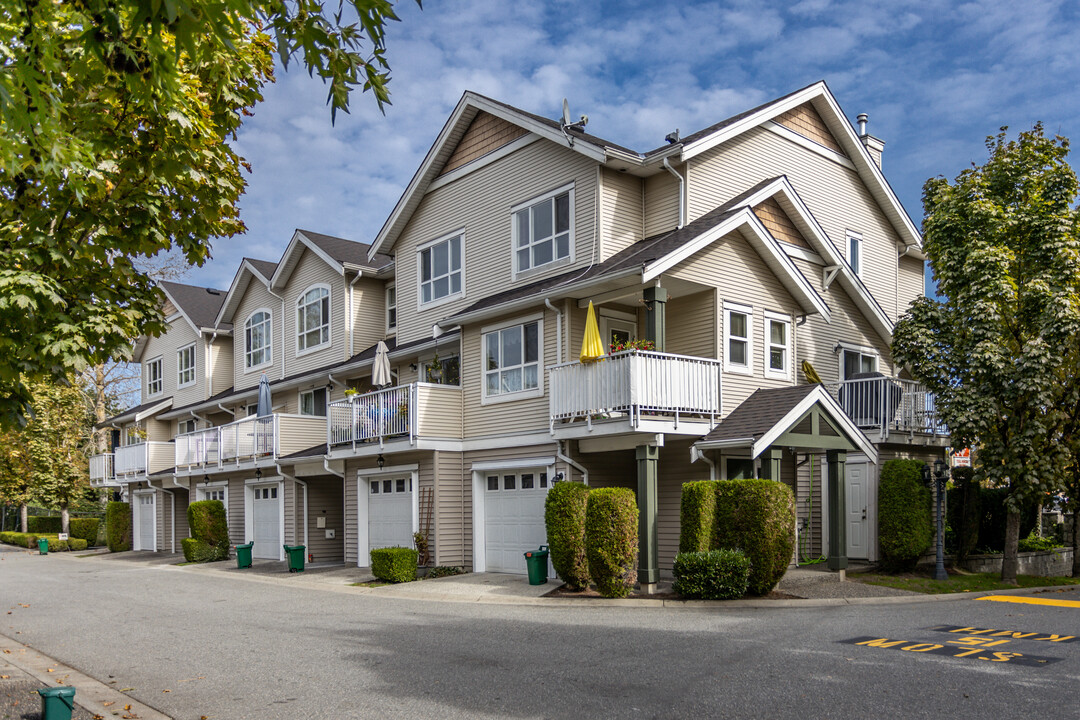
[976,487,1038,552]
[672,549,751,600]
[585,487,638,598]
[106,501,131,552]
[427,565,465,579]
[878,460,932,570]
[544,481,591,590]
[371,546,418,583]
[69,518,100,544]
[713,479,795,596]
[1018,531,1062,552]
[95,519,108,547]
[27,516,62,534]
[946,466,979,560]
[68,538,88,551]
[186,500,230,562]
[679,481,716,554]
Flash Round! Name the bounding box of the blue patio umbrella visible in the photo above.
[257,372,272,417]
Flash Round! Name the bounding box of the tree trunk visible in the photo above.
[19,503,27,533]
[1036,500,1044,537]
[60,502,70,536]
[93,364,108,454]
[1001,509,1021,584]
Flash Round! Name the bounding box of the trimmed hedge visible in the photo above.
[544,481,591,590]
[186,500,229,562]
[672,549,751,600]
[69,518,100,544]
[27,516,62,534]
[878,459,932,570]
[371,546,418,583]
[0,532,87,552]
[713,479,795,596]
[106,502,131,552]
[584,487,638,598]
[678,481,716,554]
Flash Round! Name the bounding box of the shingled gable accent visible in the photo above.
[215,257,278,327]
[774,102,845,155]
[440,111,528,176]
[753,197,810,249]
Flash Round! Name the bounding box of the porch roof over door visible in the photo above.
[694,385,878,463]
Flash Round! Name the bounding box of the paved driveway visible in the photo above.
[3,543,1080,719]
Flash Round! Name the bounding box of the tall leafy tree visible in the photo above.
[893,125,1080,584]
[0,0,417,426]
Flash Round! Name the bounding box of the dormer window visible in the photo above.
[297,285,330,353]
[418,232,463,306]
[513,184,574,277]
[245,309,273,370]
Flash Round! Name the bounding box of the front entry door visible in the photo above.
[845,463,868,558]
[138,493,155,551]
[252,484,280,559]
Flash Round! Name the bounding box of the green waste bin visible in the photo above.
[38,686,76,720]
[284,544,305,572]
[524,545,549,586]
[37,537,49,555]
[236,542,253,569]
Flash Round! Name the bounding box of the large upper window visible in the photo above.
[146,357,163,396]
[764,311,791,379]
[483,318,541,401]
[723,304,752,375]
[297,286,330,352]
[513,185,573,275]
[419,233,462,306]
[847,230,862,276]
[245,310,273,369]
[177,343,196,388]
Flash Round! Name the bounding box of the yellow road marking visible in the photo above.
[977,595,1080,609]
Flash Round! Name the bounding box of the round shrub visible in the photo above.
[106,501,131,552]
[878,459,932,570]
[679,481,716,554]
[713,479,795,596]
[544,480,591,590]
[672,549,751,599]
[585,487,638,598]
[182,537,226,563]
[186,500,230,562]
[68,538,88,551]
[371,546,418,583]
[69,518,100,544]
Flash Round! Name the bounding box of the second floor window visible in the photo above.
[484,320,540,398]
[419,233,462,305]
[299,387,327,417]
[245,310,272,369]
[764,312,790,379]
[177,343,196,388]
[847,230,862,276]
[146,357,163,396]
[724,304,752,375]
[843,348,877,379]
[297,286,330,352]
[386,285,397,331]
[513,186,572,275]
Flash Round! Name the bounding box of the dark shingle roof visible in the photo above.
[298,230,393,270]
[699,385,818,444]
[477,94,639,156]
[100,398,171,427]
[160,281,229,330]
[244,258,278,280]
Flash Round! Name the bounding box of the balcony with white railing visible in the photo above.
[824,376,947,442]
[89,453,115,486]
[548,350,722,436]
[113,442,174,480]
[174,413,327,471]
[328,382,463,451]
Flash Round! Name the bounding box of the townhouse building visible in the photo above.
[92,81,946,583]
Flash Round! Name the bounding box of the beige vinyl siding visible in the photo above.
[232,276,282,392]
[687,125,904,322]
[283,249,347,376]
[897,254,925,316]
[433,450,466,566]
[644,169,680,238]
[666,290,715,359]
[461,307,557,438]
[416,384,463,438]
[600,168,643,258]
[154,486,189,554]
[276,415,326,455]
[227,477,245,545]
[143,420,171,443]
[147,443,174,474]
[210,337,233,396]
[795,451,824,559]
[343,452,433,566]
[303,476,345,563]
[774,102,845,155]
[349,276,387,356]
[140,319,203,407]
[283,479,296,547]
[344,471,358,565]
[391,139,597,345]
[441,111,528,175]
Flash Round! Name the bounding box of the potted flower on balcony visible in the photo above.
[609,338,655,355]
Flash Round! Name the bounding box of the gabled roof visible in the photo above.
[99,397,173,428]
[215,258,278,326]
[159,281,229,333]
[271,229,391,291]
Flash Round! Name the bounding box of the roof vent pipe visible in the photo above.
[857,113,868,137]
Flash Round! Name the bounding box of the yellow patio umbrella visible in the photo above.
[801,360,823,384]
[580,301,605,363]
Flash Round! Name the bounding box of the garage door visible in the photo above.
[252,485,280,559]
[485,470,549,574]
[368,477,413,556]
[138,493,155,551]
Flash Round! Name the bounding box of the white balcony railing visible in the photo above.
[89,453,113,483]
[114,442,173,477]
[174,428,220,467]
[824,376,947,441]
[549,350,722,429]
[174,414,326,470]
[329,384,415,447]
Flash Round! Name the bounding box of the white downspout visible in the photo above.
[276,463,309,551]
[267,286,287,380]
[662,158,686,229]
[348,270,363,359]
[544,298,563,364]
[691,446,717,481]
[205,331,218,400]
[556,440,588,485]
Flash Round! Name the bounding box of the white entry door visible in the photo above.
[845,463,868,558]
[484,470,550,574]
[252,484,281,559]
[368,477,414,558]
[137,493,156,551]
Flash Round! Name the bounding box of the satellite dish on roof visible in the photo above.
[562,98,571,127]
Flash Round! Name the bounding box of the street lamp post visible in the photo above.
[923,459,951,581]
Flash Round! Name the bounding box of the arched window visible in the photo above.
[297,286,330,352]
[245,310,273,369]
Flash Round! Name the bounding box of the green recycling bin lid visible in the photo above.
[237,542,253,549]
[524,545,549,557]
[38,686,76,698]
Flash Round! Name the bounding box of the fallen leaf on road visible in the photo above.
[46,668,53,672]
[162,689,171,693]
[119,687,134,692]
[178,676,206,682]
[2,649,10,654]
[124,704,132,710]
[103,701,115,707]
[1,674,9,679]
[18,604,28,608]
[93,715,104,720]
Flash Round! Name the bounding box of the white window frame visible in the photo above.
[146,356,163,397]
[416,230,464,310]
[385,283,397,333]
[420,350,461,386]
[244,308,273,372]
[177,343,196,389]
[838,341,879,380]
[480,313,544,405]
[511,182,575,280]
[296,284,331,356]
[723,303,753,375]
[196,481,228,508]
[763,310,791,380]
[123,425,141,446]
[847,230,863,277]
[178,418,197,435]
[299,387,328,417]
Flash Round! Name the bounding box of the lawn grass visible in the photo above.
[856,569,1080,594]
[351,581,390,588]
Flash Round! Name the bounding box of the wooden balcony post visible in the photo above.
[636,444,660,592]
[827,449,848,573]
[644,286,667,352]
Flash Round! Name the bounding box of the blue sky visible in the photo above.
[189,0,1080,297]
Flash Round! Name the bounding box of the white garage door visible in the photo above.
[485,470,549,574]
[138,493,155,551]
[252,484,280,559]
[369,477,413,555]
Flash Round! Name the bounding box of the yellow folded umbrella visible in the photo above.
[580,301,604,363]
[801,360,822,384]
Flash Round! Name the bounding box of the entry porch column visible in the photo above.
[827,449,848,573]
[636,444,659,593]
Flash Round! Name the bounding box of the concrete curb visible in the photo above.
[0,632,172,720]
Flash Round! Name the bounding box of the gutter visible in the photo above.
[544,299,563,364]
[690,446,717,481]
[266,286,287,380]
[348,270,363,358]
[662,158,686,228]
[556,440,588,486]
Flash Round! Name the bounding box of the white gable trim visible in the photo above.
[750,386,878,463]
[270,230,343,292]
[134,398,172,423]
[215,259,274,327]
[762,121,856,170]
[158,285,202,336]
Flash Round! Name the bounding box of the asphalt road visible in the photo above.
[3,543,1080,720]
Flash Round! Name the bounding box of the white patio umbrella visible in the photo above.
[257,372,272,417]
[372,341,392,388]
